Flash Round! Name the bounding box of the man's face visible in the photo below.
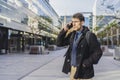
[72,18,84,31]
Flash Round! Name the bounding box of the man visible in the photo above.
[57,13,102,80]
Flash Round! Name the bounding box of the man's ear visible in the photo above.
[81,21,84,25]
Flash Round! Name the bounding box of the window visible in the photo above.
[0,8,1,13]
[2,0,7,2]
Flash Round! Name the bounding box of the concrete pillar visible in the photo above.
[111,27,114,48]
[117,28,119,46]
[17,31,21,52]
[92,0,97,33]
[106,30,109,45]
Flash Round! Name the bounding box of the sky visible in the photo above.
[49,0,96,16]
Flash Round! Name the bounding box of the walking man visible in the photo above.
[57,13,102,80]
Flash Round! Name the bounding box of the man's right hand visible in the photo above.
[63,25,69,31]
[63,22,72,31]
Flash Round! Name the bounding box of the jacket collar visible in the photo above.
[70,26,89,44]
[81,26,89,35]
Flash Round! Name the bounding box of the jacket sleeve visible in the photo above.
[56,29,71,47]
[83,33,102,67]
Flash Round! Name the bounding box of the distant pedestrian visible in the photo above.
[57,13,102,80]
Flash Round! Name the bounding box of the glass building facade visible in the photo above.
[94,0,120,47]
[0,0,61,54]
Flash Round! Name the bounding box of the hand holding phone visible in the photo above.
[65,22,74,37]
[66,22,73,29]
[63,22,73,31]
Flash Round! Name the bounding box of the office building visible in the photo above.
[0,0,61,53]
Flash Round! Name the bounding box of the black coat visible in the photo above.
[56,26,102,79]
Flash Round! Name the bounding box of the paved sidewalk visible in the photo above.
[21,49,120,80]
[93,56,120,80]
[0,48,67,80]
[21,52,68,80]
[0,48,120,80]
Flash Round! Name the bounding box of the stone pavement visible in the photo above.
[21,49,68,80]
[93,56,120,80]
[21,48,120,80]
[0,48,67,80]
[0,48,120,80]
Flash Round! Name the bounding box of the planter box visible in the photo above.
[48,45,56,51]
[101,45,113,56]
[114,47,120,60]
[29,45,45,54]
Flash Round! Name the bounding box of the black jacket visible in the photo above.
[56,26,102,79]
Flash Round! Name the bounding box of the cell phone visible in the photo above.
[66,23,73,29]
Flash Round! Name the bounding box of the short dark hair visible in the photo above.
[72,13,85,21]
